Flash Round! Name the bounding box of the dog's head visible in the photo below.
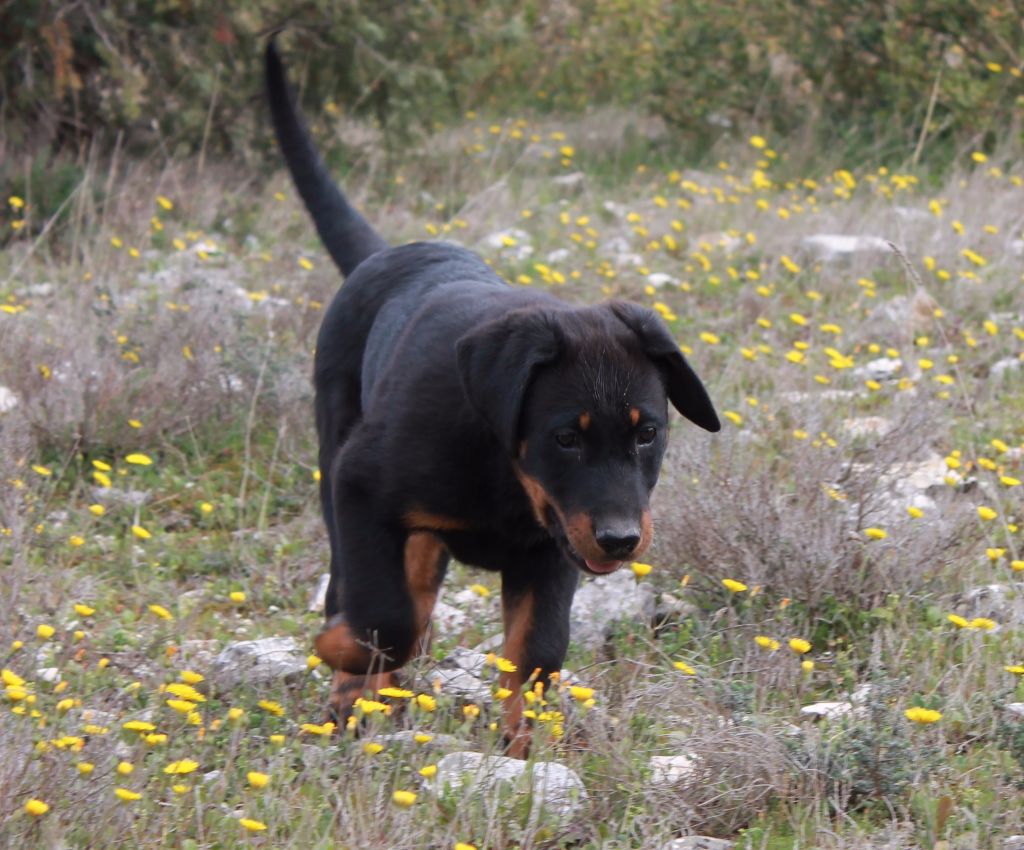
[456,300,719,575]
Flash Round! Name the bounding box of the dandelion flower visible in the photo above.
[24,799,49,816]
[115,788,142,802]
[229,591,246,603]
[257,699,284,716]
[904,707,941,724]
[362,742,384,755]
[167,699,195,713]
[977,506,997,521]
[125,453,153,466]
[166,683,205,702]
[247,771,270,788]
[970,617,997,631]
[416,694,436,712]
[73,603,95,617]
[755,635,780,651]
[673,660,696,675]
[164,759,199,775]
[392,790,417,808]
[863,528,887,540]
[299,722,334,736]
[179,670,204,685]
[788,638,812,654]
[418,764,438,778]
[36,624,55,639]
[722,578,747,592]
[569,686,594,702]
[77,762,94,775]
[240,818,267,832]
[378,687,413,699]
[132,525,152,540]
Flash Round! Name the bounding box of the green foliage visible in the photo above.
[3,0,1021,163]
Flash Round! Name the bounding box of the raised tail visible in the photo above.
[265,38,389,277]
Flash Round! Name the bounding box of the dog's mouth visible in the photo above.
[547,509,625,576]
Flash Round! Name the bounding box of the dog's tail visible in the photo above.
[265,38,389,277]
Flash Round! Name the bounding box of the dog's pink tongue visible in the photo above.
[585,559,624,574]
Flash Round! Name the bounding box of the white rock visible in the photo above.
[481,228,533,260]
[842,417,894,438]
[426,751,587,821]
[802,234,891,260]
[432,600,468,638]
[552,172,586,190]
[650,754,699,784]
[570,568,656,650]
[647,272,675,288]
[992,356,1022,377]
[800,701,853,720]
[663,838,734,850]
[546,248,572,264]
[308,573,330,613]
[209,637,307,692]
[428,648,493,702]
[0,386,18,414]
[36,667,61,684]
[1004,703,1024,719]
[855,357,902,381]
[780,389,857,404]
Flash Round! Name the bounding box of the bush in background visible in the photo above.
[3,0,1022,165]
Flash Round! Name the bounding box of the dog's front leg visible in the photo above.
[499,548,578,758]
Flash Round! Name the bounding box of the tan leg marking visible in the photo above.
[404,531,445,657]
[500,589,535,759]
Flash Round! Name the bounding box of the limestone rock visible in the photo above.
[209,637,307,692]
[570,568,656,650]
[426,751,587,821]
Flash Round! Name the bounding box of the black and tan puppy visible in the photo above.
[265,40,719,755]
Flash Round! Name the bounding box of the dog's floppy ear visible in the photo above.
[609,301,720,432]
[456,310,561,453]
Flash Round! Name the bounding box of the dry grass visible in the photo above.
[1,110,1023,849]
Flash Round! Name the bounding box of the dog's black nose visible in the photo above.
[595,527,641,557]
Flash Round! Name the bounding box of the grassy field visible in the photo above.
[1,110,1023,849]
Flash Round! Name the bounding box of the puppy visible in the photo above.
[265,40,719,755]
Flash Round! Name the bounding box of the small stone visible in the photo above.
[842,417,894,438]
[662,838,734,850]
[570,568,656,650]
[0,386,18,414]
[1003,704,1024,719]
[545,248,572,264]
[646,273,675,289]
[801,234,890,261]
[650,754,699,784]
[552,172,586,191]
[992,357,1022,378]
[426,751,587,821]
[308,573,330,613]
[800,701,853,720]
[209,637,308,693]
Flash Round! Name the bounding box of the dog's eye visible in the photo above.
[554,430,579,449]
[637,426,657,446]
